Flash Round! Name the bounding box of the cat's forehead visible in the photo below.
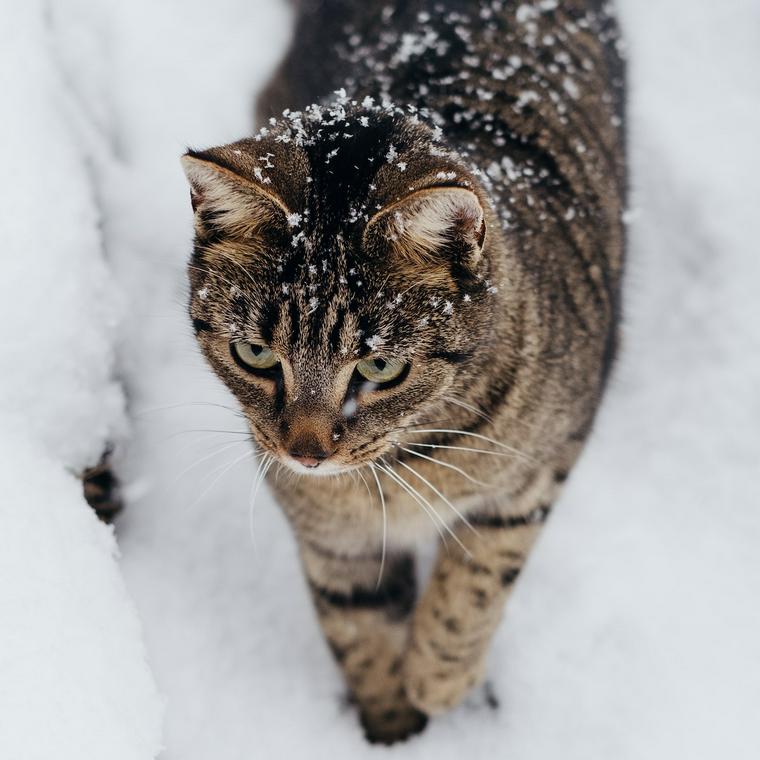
[189,98,490,365]
[230,102,472,299]
[259,238,418,361]
[235,98,477,231]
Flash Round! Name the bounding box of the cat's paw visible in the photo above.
[358,699,428,745]
[404,648,486,716]
[82,450,122,522]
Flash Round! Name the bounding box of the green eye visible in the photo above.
[355,357,408,385]
[231,342,279,372]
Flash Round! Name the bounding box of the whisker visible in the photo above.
[164,428,252,441]
[392,417,461,431]
[374,461,448,549]
[445,390,558,434]
[368,464,388,590]
[133,400,246,419]
[377,458,469,556]
[404,429,535,462]
[402,442,522,459]
[188,447,254,510]
[171,430,249,462]
[248,454,274,549]
[394,458,479,538]
[441,396,493,424]
[356,468,374,504]
[169,438,249,486]
[246,455,265,552]
[196,445,253,486]
[397,445,493,488]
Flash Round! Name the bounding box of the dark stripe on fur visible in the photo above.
[310,555,415,621]
[192,318,212,333]
[430,350,473,364]
[470,504,551,529]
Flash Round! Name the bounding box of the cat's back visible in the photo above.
[258,0,625,131]
[258,0,627,367]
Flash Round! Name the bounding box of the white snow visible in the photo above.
[0,2,162,758]
[2,1,759,759]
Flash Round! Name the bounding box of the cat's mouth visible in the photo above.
[273,444,393,478]
[282,453,347,477]
[247,419,394,477]
[281,447,392,477]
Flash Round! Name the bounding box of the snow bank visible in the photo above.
[0,3,162,758]
[3,0,759,758]
[0,443,162,760]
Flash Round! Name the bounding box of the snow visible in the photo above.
[0,441,163,760]
[1,1,759,759]
[0,3,162,758]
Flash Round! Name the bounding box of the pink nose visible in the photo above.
[290,453,324,469]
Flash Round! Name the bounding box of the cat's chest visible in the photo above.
[268,454,502,548]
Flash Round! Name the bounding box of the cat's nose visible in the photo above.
[288,450,329,469]
[286,436,336,469]
[281,408,340,469]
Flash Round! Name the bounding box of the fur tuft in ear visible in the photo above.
[366,187,486,277]
[180,154,290,240]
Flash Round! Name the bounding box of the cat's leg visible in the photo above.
[404,497,551,715]
[299,540,428,744]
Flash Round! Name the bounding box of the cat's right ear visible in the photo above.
[180,152,289,239]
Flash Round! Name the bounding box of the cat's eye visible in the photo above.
[355,357,408,386]
[231,342,280,373]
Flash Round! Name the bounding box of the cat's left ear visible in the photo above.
[364,187,486,277]
[180,152,289,238]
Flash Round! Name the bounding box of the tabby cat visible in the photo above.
[181,0,625,744]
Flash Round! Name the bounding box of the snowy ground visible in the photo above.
[2,1,759,758]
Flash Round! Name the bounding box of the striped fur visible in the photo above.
[183,0,625,744]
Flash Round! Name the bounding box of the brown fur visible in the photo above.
[182,0,625,744]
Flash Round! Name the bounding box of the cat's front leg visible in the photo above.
[299,539,428,744]
[404,499,550,715]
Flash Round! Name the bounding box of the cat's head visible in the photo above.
[182,99,502,475]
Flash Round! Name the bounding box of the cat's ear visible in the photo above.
[365,187,486,278]
[180,152,289,239]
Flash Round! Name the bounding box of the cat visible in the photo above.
[181,0,626,745]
